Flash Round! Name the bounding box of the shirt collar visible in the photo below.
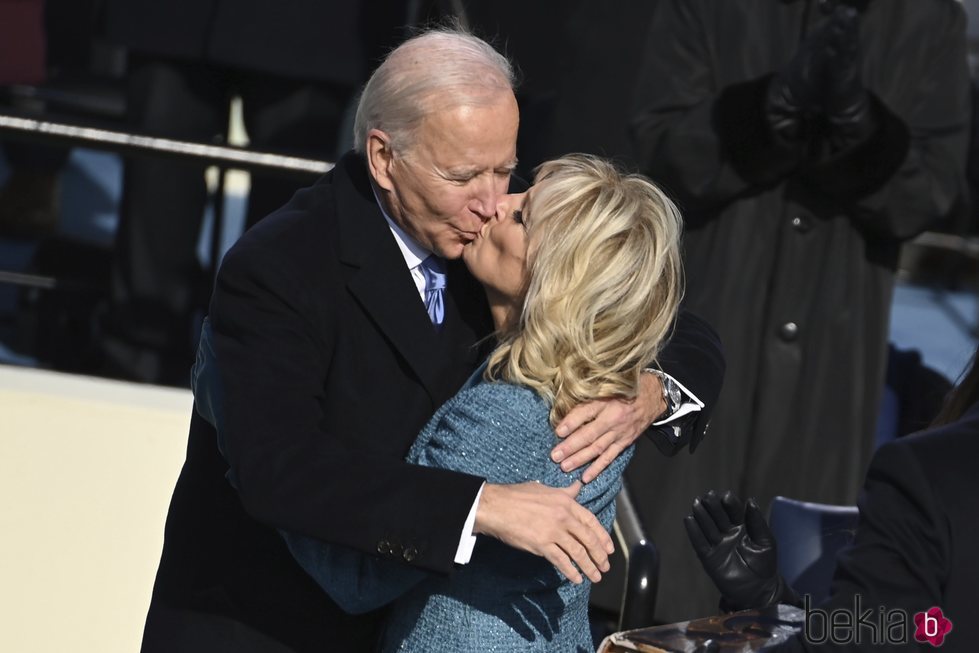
[371,181,431,270]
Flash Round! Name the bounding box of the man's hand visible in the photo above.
[552,372,665,483]
[684,490,794,611]
[474,481,614,584]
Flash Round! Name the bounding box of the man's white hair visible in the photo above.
[353,27,516,155]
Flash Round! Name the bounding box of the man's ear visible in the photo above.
[366,129,395,192]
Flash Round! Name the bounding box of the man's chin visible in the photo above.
[437,241,468,261]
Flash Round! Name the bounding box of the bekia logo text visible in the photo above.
[804,595,953,647]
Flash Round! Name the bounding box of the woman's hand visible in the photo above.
[551,373,666,482]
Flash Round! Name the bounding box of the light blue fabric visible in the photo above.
[420,255,446,326]
[285,368,633,652]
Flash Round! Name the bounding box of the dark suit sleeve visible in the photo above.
[277,530,428,615]
[771,438,949,652]
[836,4,968,240]
[207,233,484,575]
[647,310,725,455]
[825,441,948,610]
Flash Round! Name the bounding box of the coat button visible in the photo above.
[377,540,391,555]
[402,546,418,562]
[778,322,799,342]
[791,216,812,233]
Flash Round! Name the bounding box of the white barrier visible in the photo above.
[0,365,191,652]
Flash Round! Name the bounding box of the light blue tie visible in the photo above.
[420,255,447,328]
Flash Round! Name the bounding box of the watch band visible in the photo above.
[644,368,682,419]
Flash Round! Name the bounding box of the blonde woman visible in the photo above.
[280,154,684,651]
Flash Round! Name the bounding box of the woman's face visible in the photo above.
[462,189,532,303]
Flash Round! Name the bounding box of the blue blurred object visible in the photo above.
[875,342,955,448]
[768,496,859,605]
[874,384,900,448]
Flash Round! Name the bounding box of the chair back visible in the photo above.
[768,496,859,605]
[613,482,660,630]
[587,481,660,642]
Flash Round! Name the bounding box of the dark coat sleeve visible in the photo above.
[632,0,762,214]
[648,310,726,455]
[826,440,947,613]
[837,3,970,240]
[206,228,484,575]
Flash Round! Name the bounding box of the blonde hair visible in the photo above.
[353,27,515,155]
[486,154,684,426]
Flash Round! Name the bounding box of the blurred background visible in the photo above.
[2,0,978,385]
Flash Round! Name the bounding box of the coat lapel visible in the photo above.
[331,152,467,403]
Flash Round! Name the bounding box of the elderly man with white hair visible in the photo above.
[140,27,722,652]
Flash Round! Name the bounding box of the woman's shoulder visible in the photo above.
[428,380,549,442]
[409,380,554,480]
[457,378,545,411]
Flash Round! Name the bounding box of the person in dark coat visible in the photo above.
[99,0,407,384]
[140,28,725,653]
[630,0,970,621]
[462,1,659,178]
[685,346,979,652]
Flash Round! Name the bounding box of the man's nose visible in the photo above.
[469,177,502,220]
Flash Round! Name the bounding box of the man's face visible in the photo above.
[371,91,519,259]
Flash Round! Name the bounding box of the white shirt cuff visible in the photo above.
[453,482,485,564]
[651,371,704,426]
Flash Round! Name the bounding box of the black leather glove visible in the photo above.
[684,490,799,611]
[821,5,876,149]
[765,17,836,141]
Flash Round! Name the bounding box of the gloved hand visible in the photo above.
[684,490,798,611]
[765,16,836,140]
[821,5,876,147]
